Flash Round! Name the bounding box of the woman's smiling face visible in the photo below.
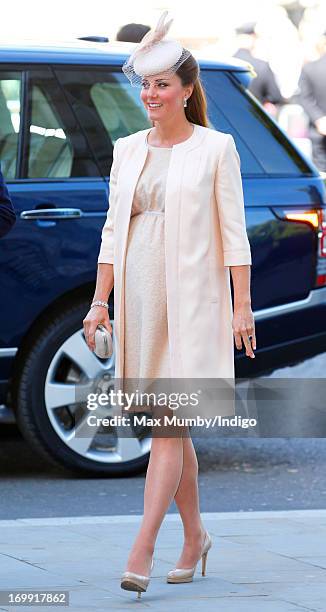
[140,72,193,121]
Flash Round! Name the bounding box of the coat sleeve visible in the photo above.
[97,138,121,264]
[298,66,324,124]
[214,134,252,267]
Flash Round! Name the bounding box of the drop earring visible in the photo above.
[183,97,188,107]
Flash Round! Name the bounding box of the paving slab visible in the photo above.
[0,510,325,611]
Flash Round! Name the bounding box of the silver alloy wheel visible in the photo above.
[44,323,152,464]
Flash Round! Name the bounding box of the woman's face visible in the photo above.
[140,72,193,123]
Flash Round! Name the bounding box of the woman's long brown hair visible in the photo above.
[176,53,209,127]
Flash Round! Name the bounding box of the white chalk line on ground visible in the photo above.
[0,508,326,527]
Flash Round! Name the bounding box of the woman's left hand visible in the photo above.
[232,303,256,358]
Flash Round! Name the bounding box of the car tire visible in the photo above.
[13,299,151,476]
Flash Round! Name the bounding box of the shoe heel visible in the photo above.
[201,550,208,576]
[121,556,154,598]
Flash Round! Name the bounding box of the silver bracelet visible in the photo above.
[91,300,108,309]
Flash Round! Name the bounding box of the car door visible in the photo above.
[1,65,109,345]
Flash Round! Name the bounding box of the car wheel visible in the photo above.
[13,300,151,476]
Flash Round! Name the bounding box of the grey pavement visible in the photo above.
[0,509,326,611]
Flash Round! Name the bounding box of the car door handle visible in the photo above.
[20,208,84,220]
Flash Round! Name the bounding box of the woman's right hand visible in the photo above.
[83,306,112,352]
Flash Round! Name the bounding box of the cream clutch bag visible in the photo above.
[94,324,113,359]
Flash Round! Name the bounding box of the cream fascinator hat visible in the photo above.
[122,11,192,87]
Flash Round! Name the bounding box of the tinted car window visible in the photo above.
[55,67,151,176]
[26,68,101,178]
[201,70,312,176]
[0,71,21,179]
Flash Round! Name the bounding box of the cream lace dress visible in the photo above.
[123,144,172,384]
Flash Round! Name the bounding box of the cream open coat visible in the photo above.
[97,123,252,380]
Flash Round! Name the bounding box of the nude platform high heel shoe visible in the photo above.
[121,557,154,599]
[167,531,212,583]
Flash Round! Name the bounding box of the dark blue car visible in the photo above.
[0,40,325,475]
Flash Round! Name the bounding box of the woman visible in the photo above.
[83,11,256,599]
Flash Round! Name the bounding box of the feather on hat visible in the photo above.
[130,10,174,60]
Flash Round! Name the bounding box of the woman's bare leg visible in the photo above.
[124,435,184,575]
[172,436,207,568]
